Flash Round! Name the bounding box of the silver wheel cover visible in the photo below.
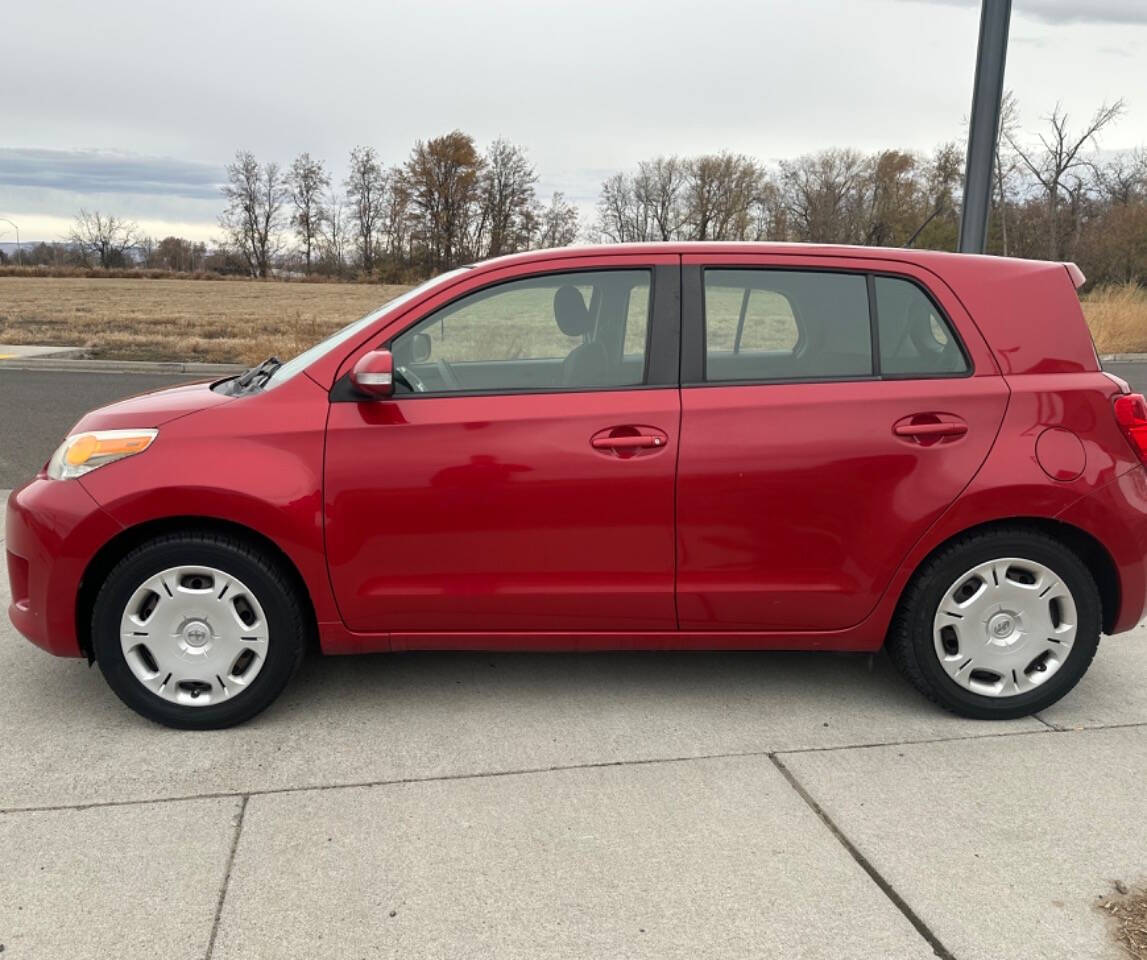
[933,557,1077,698]
[119,565,270,707]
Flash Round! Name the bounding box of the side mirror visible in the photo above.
[412,332,432,363]
[350,349,394,399]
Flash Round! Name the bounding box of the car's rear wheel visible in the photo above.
[888,528,1101,719]
[91,532,307,729]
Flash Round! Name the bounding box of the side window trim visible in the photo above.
[867,273,883,378]
[681,264,705,384]
[330,264,681,402]
[682,264,974,387]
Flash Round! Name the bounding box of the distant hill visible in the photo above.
[0,241,50,258]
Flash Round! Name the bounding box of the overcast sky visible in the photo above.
[3,0,1146,244]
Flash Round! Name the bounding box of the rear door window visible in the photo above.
[703,269,872,382]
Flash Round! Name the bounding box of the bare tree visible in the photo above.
[598,155,768,243]
[344,145,386,272]
[478,139,537,258]
[991,90,1021,255]
[1006,99,1125,260]
[1084,148,1147,282]
[137,234,157,268]
[380,167,412,265]
[219,151,287,278]
[319,189,350,275]
[635,156,686,241]
[779,149,869,243]
[67,209,139,268]
[534,192,579,248]
[1095,148,1147,206]
[287,153,330,273]
[596,172,653,242]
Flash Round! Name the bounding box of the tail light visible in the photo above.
[1113,393,1147,463]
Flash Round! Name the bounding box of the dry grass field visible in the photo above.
[1080,282,1147,355]
[0,277,410,364]
[1,275,1146,364]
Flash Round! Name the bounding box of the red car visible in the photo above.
[7,244,1147,728]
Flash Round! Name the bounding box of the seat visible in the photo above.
[554,285,608,387]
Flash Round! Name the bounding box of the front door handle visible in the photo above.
[589,426,670,457]
[591,434,663,450]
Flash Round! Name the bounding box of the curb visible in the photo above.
[0,357,243,375]
[1102,354,1147,363]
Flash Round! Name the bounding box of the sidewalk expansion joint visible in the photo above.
[204,794,248,960]
[769,754,957,960]
[1,720,1143,817]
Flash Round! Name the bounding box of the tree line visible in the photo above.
[218,133,579,281]
[592,96,1144,287]
[5,94,1144,288]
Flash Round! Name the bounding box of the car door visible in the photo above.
[675,253,1009,632]
[324,254,681,643]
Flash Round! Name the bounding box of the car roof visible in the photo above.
[471,241,1060,278]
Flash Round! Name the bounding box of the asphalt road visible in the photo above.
[0,369,195,487]
[2,362,1146,489]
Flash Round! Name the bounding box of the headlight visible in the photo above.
[47,429,158,480]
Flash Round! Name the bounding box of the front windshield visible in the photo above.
[262,268,469,390]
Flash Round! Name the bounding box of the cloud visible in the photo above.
[896,0,1147,25]
[0,149,222,200]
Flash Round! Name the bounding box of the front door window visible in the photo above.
[391,270,652,394]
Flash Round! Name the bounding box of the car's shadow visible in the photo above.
[276,646,920,722]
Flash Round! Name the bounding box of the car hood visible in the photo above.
[70,379,234,433]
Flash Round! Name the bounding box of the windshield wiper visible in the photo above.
[234,355,282,391]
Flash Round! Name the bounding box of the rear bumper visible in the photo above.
[1058,465,1147,634]
[6,477,121,657]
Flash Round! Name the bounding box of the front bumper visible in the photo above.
[6,477,121,657]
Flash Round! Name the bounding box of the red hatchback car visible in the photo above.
[8,243,1147,728]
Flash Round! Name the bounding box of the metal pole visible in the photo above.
[0,217,20,266]
[958,0,1012,254]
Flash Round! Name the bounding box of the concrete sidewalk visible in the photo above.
[1,490,1144,959]
[0,343,84,361]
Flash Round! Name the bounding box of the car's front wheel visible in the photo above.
[91,532,308,729]
[888,528,1101,719]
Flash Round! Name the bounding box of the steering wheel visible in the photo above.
[396,364,427,393]
[436,358,461,390]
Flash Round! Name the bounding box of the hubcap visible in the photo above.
[932,557,1077,698]
[119,565,270,707]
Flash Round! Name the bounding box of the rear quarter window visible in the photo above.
[875,276,969,376]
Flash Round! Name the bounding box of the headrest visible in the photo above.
[554,285,591,337]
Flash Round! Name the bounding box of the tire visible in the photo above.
[888,527,1101,720]
[91,532,308,729]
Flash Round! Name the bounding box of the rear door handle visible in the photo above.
[892,414,968,444]
[591,434,663,450]
[894,422,967,439]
